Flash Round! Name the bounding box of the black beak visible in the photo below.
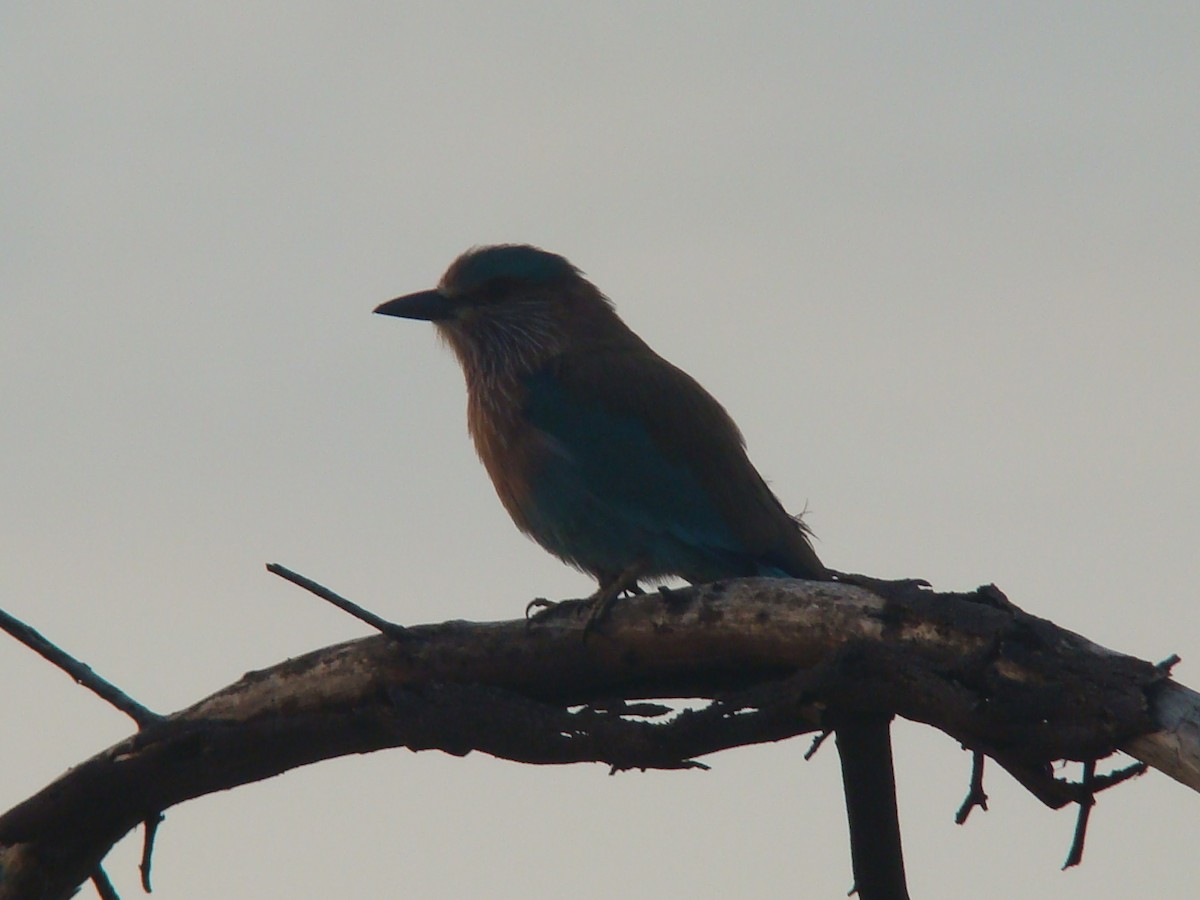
[374,290,458,321]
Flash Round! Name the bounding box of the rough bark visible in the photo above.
[0,578,1191,899]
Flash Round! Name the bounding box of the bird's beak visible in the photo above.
[374,290,458,321]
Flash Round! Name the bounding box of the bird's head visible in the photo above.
[376,245,626,378]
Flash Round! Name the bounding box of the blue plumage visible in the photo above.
[375,244,905,897]
[449,244,578,291]
[375,243,828,601]
[521,368,755,582]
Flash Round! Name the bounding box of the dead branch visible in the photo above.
[0,607,161,728]
[0,577,1192,899]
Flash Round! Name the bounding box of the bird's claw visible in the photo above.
[833,572,932,595]
[527,567,644,637]
[524,593,617,638]
[524,597,561,627]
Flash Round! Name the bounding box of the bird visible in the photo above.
[376,244,906,897]
[375,244,829,616]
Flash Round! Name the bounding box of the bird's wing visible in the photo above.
[523,346,827,580]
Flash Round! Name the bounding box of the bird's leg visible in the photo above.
[582,563,644,636]
[524,564,645,628]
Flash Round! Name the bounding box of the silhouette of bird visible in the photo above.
[375,244,828,619]
[376,244,906,898]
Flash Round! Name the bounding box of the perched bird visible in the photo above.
[376,244,905,897]
[375,244,829,613]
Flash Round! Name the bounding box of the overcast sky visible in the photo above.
[4,4,1198,898]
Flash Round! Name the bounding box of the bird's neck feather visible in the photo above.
[448,284,642,455]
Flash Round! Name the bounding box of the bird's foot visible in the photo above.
[524,567,645,636]
[832,571,931,598]
[523,592,626,635]
[524,596,582,628]
[580,566,645,639]
[581,590,619,639]
[524,595,598,630]
[525,596,557,619]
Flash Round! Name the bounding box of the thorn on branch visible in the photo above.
[140,812,165,892]
[955,750,989,824]
[0,606,162,728]
[266,563,407,641]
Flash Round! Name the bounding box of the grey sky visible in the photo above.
[4,4,1198,897]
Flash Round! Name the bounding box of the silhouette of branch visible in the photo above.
[139,813,164,892]
[804,729,832,760]
[267,562,408,640]
[90,866,119,900]
[1064,759,1097,868]
[0,606,161,728]
[955,750,988,824]
[0,578,1192,899]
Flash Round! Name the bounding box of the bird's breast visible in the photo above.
[464,377,549,533]
[462,367,771,583]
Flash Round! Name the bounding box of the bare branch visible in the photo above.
[139,813,164,893]
[955,750,988,824]
[266,563,408,640]
[90,867,120,900]
[1122,680,1200,791]
[0,607,161,728]
[1063,760,1097,868]
[0,578,1189,899]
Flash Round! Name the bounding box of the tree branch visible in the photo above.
[0,607,161,728]
[0,578,1190,899]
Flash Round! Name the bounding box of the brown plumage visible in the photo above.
[377,244,828,592]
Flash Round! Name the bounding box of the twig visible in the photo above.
[91,866,121,900]
[955,750,989,824]
[804,730,831,761]
[1092,760,1148,792]
[266,564,407,640]
[1063,760,1097,869]
[1156,654,1181,675]
[140,813,165,892]
[0,607,161,728]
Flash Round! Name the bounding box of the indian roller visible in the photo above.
[376,244,905,897]
[375,244,829,609]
